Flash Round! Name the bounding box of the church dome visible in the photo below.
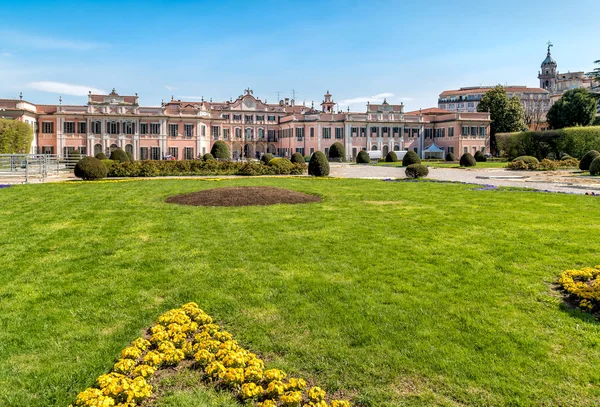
[542,53,556,66]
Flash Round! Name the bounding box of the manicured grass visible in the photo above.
[1,178,600,407]
[377,161,508,168]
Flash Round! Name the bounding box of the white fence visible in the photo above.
[0,154,80,183]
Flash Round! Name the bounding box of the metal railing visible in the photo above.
[0,154,81,183]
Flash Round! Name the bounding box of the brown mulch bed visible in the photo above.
[165,186,321,207]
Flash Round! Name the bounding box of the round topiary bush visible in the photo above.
[405,164,429,178]
[460,153,477,167]
[308,151,329,176]
[126,151,134,161]
[95,152,108,160]
[474,151,487,162]
[579,150,600,171]
[74,157,108,180]
[385,151,398,162]
[303,155,311,162]
[512,156,539,166]
[445,152,456,162]
[328,142,345,162]
[203,153,215,161]
[402,150,421,166]
[356,150,370,164]
[110,148,129,162]
[211,141,230,160]
[560,153,572,161]
[268,157,294,174]
[590,156,600,176]
[291,152,304,164]
[261,153,275,165]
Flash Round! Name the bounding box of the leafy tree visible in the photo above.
[587,60,600,84]
[477,85,527,153]
[328,142,345,161]
[546,88,598,129]
[0,119,33,154]
[211,141,230,159]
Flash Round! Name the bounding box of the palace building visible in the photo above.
[0,88,491,160]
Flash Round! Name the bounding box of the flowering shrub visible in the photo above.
[69,302,351,406]
[558,266,600,312]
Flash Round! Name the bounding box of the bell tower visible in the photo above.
[538,41,557,91]
[321,91,335,113]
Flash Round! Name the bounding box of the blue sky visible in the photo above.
[0,0,598,111]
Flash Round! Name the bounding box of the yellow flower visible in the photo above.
[331,400,351,407]
[194,349,215,366]
[131,364,156,379]
[308,386,326,402]
[265,380,286,398]
[119,346,142,360]
[222,367,245,387]
[285,377,307,391]
[206,361,227,381]
[280,390,303,406]
[257,399,278,407]
[130,337,150,351]
[112,358,137,374]
[240,382,263,399]
[264,368,286,382]
[142,350,163,367]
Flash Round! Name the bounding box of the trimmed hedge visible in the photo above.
[260,153,275,165]
[385,151,398,162]
[110,148,129,162]
[474,150,487,162]
[211,141,230,159]
[513,156,539,165]
[328,142,345,161]
[579,150,600,171]
[74,157,108,180]
[106,160,306,177]
[402,150,421,166]
[203,153,215,161]
[445,152,456,162]
[356,150,370,164]
[291,152,305,164]
[126,151,134,162]
[590,156,600,176]
[268,157,296,174]
[460,153,476,167]
[308,151,329,176]
[496,126,600,160]
[95,152,108,160]
[303,155,311,162]
[405,164,429,178]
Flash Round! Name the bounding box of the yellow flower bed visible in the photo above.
[558,266,600,311]
[69,302,351,407]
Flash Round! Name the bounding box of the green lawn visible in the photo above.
[377,161,508,169]
[1,178,600,407]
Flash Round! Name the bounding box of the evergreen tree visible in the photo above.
[546,88,598,129]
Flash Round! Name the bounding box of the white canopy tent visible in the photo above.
[423,143,445,159]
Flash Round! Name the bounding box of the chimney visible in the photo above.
[284,98,289,106]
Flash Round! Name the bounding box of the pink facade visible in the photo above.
[0,89,491,160]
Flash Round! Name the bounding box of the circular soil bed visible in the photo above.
[165,186,321,207]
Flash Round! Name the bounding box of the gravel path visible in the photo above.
[329,164,600,195]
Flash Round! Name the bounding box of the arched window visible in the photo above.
[371,145,378,151]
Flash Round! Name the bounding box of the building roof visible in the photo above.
[405,107,452,115]
[439,86,548,97]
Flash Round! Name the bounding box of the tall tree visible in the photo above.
[546,88,598,129]
[477,85,527,153]
[587,59,600,84]
[0,119,34,154]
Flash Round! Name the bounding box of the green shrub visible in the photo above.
[356,150,370,164]
[203,153,215,161]
[558,158,580,168]
[537,158,558,171]
[579,150,600,171]
[126,151,134,161]
[507,160,529,171]
[460,153,477,167]
[74,157,107,180]
[328,142,345,161]
[589,156,600,176]
[445,152,456,162]
[308,151,329,176]
[474,150,487,162]
[95,152,107,160]
[303,155,311,162]
[260,153,275,165]
[402,150,421,166]
[110,148,129,162]
[268,157,294,174]
[291,152,305,164]
[560,153,572,160]
[385,151,398,162]
[513,156,539,165]
[101,159,115,172]
[211,141,230,159]
[405,164,429,178]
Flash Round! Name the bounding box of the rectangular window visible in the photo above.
[448,146,454,154]
[267,129,276,140]
[310,147,315,154]
[351,127,357,137]
[140,123,148,135]
[223,128,230,139]
[212,126,220,139]
[184,147,194,160]
[245,115,253,123]
[425,128,432,138]
[92,121,102,134]
[480,127,486,137]
[78,122,87,134]
[235,128,242,138]
[79,146,87,156]
[360,127,366,137]
[335,128,343,139]
[233,114,242,121]
[184,124,194,137]
[296,128,304,141]
[256,115,264,121]
[150,147,161,160]
[448,127,454,137]
[168,147,179,159]
[412,128,419,138]
[150,123,161,135]
[295,147,305,155]
[470,126,477,136]
[123,122,135,135]
[222,114,230,120]
[268,115,276,122]
[462,126,469,136]
[323,127,331,139]
[464,146,468,154]
[108,121,120,135]
[404,127,409,135]
[169,124,178,137]
[42,146,54,154]
[64,122,75,134]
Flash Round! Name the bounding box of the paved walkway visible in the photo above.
[329,164,600,195]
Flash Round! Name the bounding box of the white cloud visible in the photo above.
[165,85,177,91]
[27,81,106,96]
[2,31,106,50]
